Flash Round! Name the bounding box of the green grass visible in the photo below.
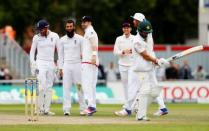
[0,103,209,131]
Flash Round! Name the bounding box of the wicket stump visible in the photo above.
[25,77,39,121]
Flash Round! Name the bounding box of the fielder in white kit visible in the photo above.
[80,16,99,116]
[58,19,87,116]
[30,19,59,115]
[113,22,134,116]
[131,20,169,121]
[130,13,168,116]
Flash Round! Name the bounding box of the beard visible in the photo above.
[66,29,75,38]
[139,32,148,39]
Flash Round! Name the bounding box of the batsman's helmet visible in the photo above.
[137,19,153,33]
[36,19,49,30]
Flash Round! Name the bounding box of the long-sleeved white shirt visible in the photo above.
[113,34,135,66]
[58,34,84,69]
[82,25,99,66]
[30,30,59,63]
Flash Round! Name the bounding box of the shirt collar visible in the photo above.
[85,25,93,32]
[38,30,51,37]
[123,34,131,39]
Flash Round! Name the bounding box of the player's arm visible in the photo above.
[134,42,168,66]
[89,36,98,53]
[80,37,85,59]
[89,36,98,64]
[57,39,64,75]
[113,38,131,56]
[29,36,38,75]
[140,50,157,64]
[30,36,37,64]
[113,38,123,56]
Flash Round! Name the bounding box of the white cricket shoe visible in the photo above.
[44,111,55,116]
[114,109,131,116]
[80,110,86,116]
[80,107,97,116]
[137,116,150,121]
[153,108,168,116]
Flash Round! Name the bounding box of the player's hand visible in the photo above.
[91,55,96,64]
[156,58,170,67]
[59,69,63,77]
[122,49,132,55]
[30,61,38,76]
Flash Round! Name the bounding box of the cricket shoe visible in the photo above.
[153,108,168,116]
[80,107,97,116]
[114,109,132,116]
[64,111,71,116]
[34,110,44,115]
[44,111,55,116]
[137,116,150,121]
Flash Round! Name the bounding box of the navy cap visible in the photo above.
[122,22,131,28]
[81,16,92,22]
[36,19,49,30]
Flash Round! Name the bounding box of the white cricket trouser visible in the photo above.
[127,68,166,111]
[134,71,161,119]
[156,91,166,109]
[82,63,98,108]
[125,68,140,110]
[63,62,86,112]
[119,65,131,109]
[149,69,166,109]
[36,59,55,113]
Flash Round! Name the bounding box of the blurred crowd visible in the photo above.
[156,60,209,81]
[0,64,13,81]
[105,60,209,82]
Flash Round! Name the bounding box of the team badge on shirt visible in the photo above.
[74,40,77,44]
[51,38,53,42]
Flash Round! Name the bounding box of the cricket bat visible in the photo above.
[167,45,204,62]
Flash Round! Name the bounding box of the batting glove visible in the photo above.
[30,61,39,76]
[156,58,170,67]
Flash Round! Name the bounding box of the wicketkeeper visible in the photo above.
[30,19,59,115]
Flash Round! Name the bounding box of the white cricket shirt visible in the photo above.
[113,34,135,66]
[58,34,84,69]
[82,25,99,66]
[30,30,59,63]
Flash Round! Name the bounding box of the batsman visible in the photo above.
[131,19,169,121]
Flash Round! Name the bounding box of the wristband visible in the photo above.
[92,51,97,56]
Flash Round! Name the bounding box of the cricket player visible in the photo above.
[132,19,169,121]
[132,13,168,116]
[30,19,59,115]
[58,19,87,116]
[80,16,99,116]
[113,22,135,116]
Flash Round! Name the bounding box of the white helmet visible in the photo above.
[131,13,145,22]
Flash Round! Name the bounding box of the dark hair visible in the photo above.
[122,22,131,28]
[66,19,75,26]
[81,16,92,22]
